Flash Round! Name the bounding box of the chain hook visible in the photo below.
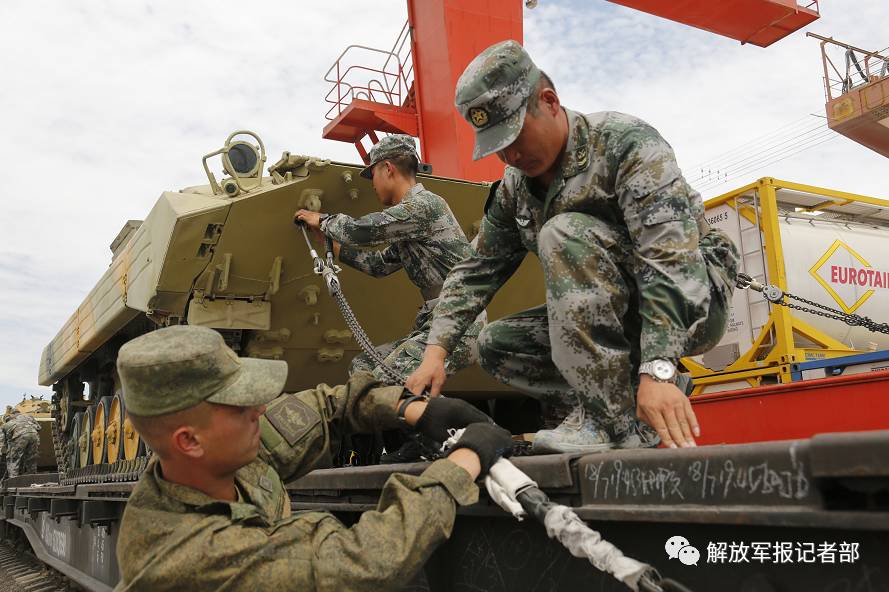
[735,273,784,303]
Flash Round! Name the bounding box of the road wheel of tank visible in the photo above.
[91,397,112,465]
[59,396,71,433]
[107,394,144,461]
[78,407,94,468]
[106,394,124,462]
[121,402,144,461]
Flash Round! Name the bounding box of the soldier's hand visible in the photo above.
[636,375,699,448]
[405,345,448,397]
[294,209,323,229]
[447,422,513,478]
[415,397,493,443]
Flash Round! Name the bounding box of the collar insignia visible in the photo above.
[576,146,588,167]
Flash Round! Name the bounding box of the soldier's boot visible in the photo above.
[540,400,575,430]
[379,438,423,464]
[609,411,661,449]
[531,404,614,454]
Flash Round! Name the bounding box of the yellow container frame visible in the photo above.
[683,178,889,395]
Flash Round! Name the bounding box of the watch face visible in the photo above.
[653,359,675,381]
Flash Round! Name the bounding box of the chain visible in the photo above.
[50,391,69,478]
[293,220,454,460]
[296,222,406,385]
[331,287,404,384]
[736,273,889,335]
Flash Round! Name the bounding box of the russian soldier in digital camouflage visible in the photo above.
[294,134,486,462]
[114,325,512,591]
[406,40,739,453]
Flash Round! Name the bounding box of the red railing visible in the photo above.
[809,33,889,101]
[324,20,415,121]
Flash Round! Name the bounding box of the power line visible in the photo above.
[689,122,827,183]
[695,128,836,190]
[694,105,883,193]
[687,113,823,173]
[694,132,842,194]
[688,121,828,184]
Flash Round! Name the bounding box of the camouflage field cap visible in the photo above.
[118,325,288,417]
[455,40,541,160]
[359,134,420,179]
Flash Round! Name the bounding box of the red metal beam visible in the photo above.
[322,99,418,143]
[607,0,820,47]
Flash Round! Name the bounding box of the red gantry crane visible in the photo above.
[322,0,820,181]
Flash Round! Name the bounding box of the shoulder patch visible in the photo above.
[483,180,502,215]
[264,396,321,447]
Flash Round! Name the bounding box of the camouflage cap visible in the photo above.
[455,40,541,160]
[117,325,287,417]
[359,134,419,179]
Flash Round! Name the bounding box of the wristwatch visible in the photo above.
[639,358,677,383]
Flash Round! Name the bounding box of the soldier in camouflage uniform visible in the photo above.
[0,418,6,475]
[2,410,40,477]
[115,325,510,591]
[295,134,484,384]
[407,41,739,453]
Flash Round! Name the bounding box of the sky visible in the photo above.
[0,0,886,409]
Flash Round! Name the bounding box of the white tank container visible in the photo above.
[700,201,889,370]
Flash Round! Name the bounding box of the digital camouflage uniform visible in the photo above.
[2,413,40,477]
[321,135,484,383]
[115,326,478,592]
[428,41,740,435]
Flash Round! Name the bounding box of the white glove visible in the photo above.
[484,458,537,520]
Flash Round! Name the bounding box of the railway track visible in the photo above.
[0,542,68,592]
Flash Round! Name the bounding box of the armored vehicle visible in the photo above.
[38,131,545,476]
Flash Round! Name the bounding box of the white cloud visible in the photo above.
[0,0,408,406]
[0,0,887,408]
[525,0,889,197]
